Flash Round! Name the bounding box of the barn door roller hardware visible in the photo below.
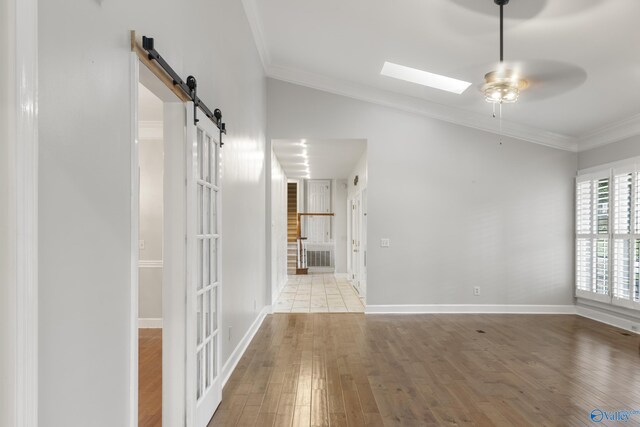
[139,34,227,146]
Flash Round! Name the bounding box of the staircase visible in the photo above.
[287,244,297,275]
[287,183,297,275]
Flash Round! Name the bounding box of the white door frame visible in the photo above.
[162,101,189,427]
[132,54,194,427]
[129,55,140,427]
[2,0,39,425]
[348,189,367,301]
[349,195,360,285]
[359,189,367,299]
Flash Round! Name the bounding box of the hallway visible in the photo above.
[274,274,364,313]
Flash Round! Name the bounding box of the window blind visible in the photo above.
[577,160,640,310]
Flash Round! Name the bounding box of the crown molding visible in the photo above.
[139,121,163,140]
[578,113,640,152]
[241,0,271,71]
[266,63,578,152]
[241,0,640,153]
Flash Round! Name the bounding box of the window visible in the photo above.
[576,159,640,310]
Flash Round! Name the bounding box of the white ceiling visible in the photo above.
[243,0,640,151]
[272,139,366,179]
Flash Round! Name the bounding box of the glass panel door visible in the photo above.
[187,105,222,427]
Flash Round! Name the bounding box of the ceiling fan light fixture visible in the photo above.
[481,69,527,104]
[481,0,529,106]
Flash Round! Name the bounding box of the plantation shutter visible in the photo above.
[575,173,610,303]
[577,160,640,311]
[611,167,640,309]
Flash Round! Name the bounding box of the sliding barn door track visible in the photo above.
[132,31,227,146]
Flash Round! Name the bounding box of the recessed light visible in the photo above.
[380,61,471,94]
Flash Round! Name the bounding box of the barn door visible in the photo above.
[185,104,222,426]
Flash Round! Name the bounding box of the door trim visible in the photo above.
[162,102,188,427]
[129,54,140,427]
[133,55,190,427]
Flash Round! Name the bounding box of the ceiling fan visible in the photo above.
[481,0,528,104]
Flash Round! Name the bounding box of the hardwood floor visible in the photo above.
[209,313,640,426]
[139,328,162,427]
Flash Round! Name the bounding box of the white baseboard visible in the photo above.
[365,304,577,314]
[138,318,163,328]
[221,305,272,388]
[576,304,640,334]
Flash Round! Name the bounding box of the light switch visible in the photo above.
[380,238,390,248]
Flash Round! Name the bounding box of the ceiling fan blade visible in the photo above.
[449,0,547,19]
[461,59,588,103]
[509,59,588,102]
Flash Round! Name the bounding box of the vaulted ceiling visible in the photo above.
[243,0,640,151]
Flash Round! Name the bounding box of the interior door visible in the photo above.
[351,196,360,291]
[307,180,331,242]
[360,189,367,299]
[186,105,222,427]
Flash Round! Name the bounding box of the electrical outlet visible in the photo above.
[228,326,232,341]
[380,238,390,248]
[138,240,145,250]
[473,286,481,296]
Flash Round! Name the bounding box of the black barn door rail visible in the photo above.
[141,35,227,146]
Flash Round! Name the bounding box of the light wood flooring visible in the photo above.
[209,313,640,426]
[139,328,162,427]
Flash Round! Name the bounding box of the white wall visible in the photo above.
[578,135,640,170]
[270,150,288,300]
[38,1,266,426]
[138,138,163,320]
[333,179,348,273]
[0,0,17,424]
[267,78,577,307]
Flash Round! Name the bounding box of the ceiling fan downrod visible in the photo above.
[495,0,509,62]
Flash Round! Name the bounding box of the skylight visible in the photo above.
[380,62,471,94]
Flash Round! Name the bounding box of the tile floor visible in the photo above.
[273,273,365,313]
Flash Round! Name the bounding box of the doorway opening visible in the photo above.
[137,82,164,426]
[132,44,224,426]
[271,139,368,313]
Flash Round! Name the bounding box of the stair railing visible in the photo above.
[296,212,334,274]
